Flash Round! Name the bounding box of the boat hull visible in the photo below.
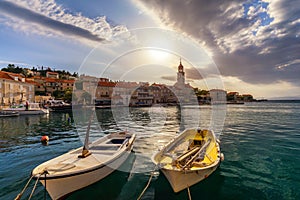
[3,103,49,115]
[161,162,220,192]
[18,110,48,115]
[48,105,72,112]
[152,128,223,193]
[0,111,19,117]
[39,150,132,200]
[32,132,135,200]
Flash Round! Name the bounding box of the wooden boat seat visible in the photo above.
[179,139,212,169]
[89,144,121,151]
[175,147,201,163]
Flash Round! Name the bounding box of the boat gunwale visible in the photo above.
[156,143,221,172]
[152,128,221,172]
[32,133,135,180]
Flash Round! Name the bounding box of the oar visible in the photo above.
[181,139,211,169]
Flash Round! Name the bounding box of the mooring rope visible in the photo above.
[187,186,192,200]
[137,167,158,200]
[137,172,154,200]
[28,173,42,200]
[14,175,34,200]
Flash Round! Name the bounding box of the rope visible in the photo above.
[28,174,42,200]
[187,186,192,200]
[14,175,34,200]
[44,172,47,200]
[137,168,158,200]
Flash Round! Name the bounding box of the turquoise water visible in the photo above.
[0,101,300,199]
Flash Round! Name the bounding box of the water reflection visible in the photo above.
[0,113,76,152]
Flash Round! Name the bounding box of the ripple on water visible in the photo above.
[1,103,300,199]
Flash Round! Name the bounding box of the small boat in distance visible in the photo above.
[46,100,72,111]
[152,128,223,193]
[31,130,136,200]
[3,102,49,115]
[0,110,19,117]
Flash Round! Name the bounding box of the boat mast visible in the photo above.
[78,111,93,158]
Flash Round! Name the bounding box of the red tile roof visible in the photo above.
[0,71,34,85]
[0,71,13,80]
[98,81,116,87]
[227,92,239,95]
[58,79,75,83]
[115,81,139,88]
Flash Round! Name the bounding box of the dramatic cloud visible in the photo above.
[135,0,300,87]
[0,0,128,45]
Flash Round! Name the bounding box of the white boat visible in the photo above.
[0,110,19,117]
[46,100,72,111]
[3,103,49,115]
[152,128,224,193]
[31,131,136,199]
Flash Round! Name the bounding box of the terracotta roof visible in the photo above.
[242,94,253,96]
[25,79,37,85]
[0,71,35,85]
[98,81,116,87]
[227,92,239,95]
[58,79,75,83]
[0,71,13,80]
[33,76,45,80]
[45,78,57,83]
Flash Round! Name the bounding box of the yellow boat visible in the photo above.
[152,128,224,192]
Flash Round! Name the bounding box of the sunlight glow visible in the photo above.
[146,49,171,62]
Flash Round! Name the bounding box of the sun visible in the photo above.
[147,49,171,61]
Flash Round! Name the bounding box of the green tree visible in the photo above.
[63,88,73,103]
[53,90,63,99]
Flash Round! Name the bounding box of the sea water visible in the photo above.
[0,101,299,200]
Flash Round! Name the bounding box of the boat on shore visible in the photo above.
[3,103,49,115]
[0,110,19,117]
[31,131,136,200]
[152,128,223,193]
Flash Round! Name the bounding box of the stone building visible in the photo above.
[0,71,35,106]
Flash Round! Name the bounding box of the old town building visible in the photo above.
[0,71,35,106]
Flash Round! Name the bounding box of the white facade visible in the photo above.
[209,89,227,104]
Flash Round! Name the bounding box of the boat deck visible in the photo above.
[32,134,131,177]
[155,129,220,171]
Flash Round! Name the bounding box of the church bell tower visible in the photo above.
[176,58,185,87]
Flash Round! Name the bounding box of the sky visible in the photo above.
[0,0,299,99]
